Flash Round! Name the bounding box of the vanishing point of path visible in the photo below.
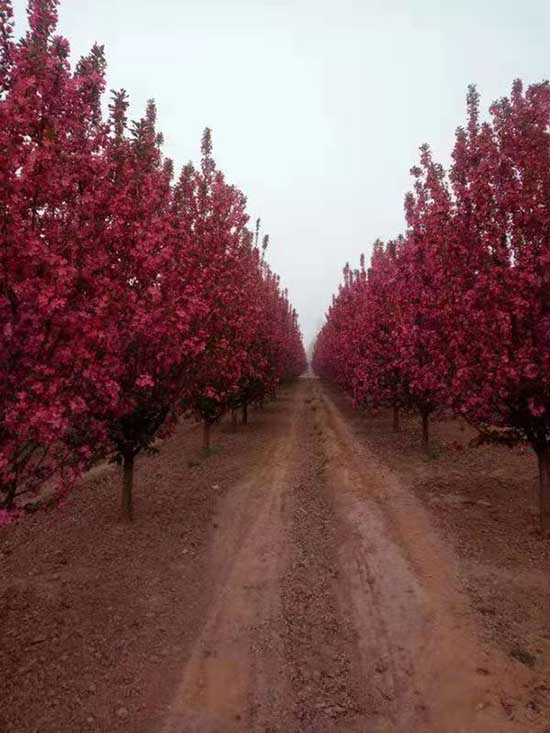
[160,378,529,733]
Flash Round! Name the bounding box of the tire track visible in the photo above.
[161,377,533,732]
[280,387,367,731]
[161,389,301,733]
[314,377,532,732]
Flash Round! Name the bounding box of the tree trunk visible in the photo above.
[536,446,550,534]
[1,480,17,511]
[242,403,248,425]
[421,410,430,451]
[392,405,400,433]
[231,409,238,432]
[203,420,211,451]
[121,451,134,522]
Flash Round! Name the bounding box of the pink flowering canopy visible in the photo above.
[0,0,305,520]
[314,79,550,530]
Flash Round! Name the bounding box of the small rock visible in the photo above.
[88,683,97,693]
[510,645,537,668]
[116,706,129,719]
[478,606,496,616]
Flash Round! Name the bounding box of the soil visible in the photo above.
[1,377,549,732]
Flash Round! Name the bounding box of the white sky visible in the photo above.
[11,0,550,348]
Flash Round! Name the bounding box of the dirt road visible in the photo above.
[2,378,546,732]
[161,378,536,732]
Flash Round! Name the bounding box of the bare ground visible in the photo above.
[325,382,550,730]
[1,377,549,732]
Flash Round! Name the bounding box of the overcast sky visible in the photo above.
[11,0,550,348]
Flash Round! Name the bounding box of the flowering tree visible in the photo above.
[172,131,255,449]
[1,0,305,523]
[449,81,550,531]
[398,144,454,448]
[0,0,118,512]
[174,156,305,448]
[94,95,207,519]
[312,262,365,392]
[315,79,550,531]
[353,241,408,432]
[235,240,306,420]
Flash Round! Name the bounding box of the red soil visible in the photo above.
[1,378,548,731]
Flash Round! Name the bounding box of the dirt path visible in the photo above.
[2,377,544,731]
[160,377,537,732]
[162,394,300,732]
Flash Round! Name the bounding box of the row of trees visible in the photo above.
[313,80,550,532]
[0,0,305,520]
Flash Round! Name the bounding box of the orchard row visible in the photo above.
[313,80,550,532]
[0,1,306,520]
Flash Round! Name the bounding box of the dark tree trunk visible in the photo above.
[231,409,238,432]
[1,480,17,510]
[392,405,400,433]
[536,446,550,534]
[203,420,211,451]
[242,403,248,425]
[121,451,134,522]
[421,410,430,451]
